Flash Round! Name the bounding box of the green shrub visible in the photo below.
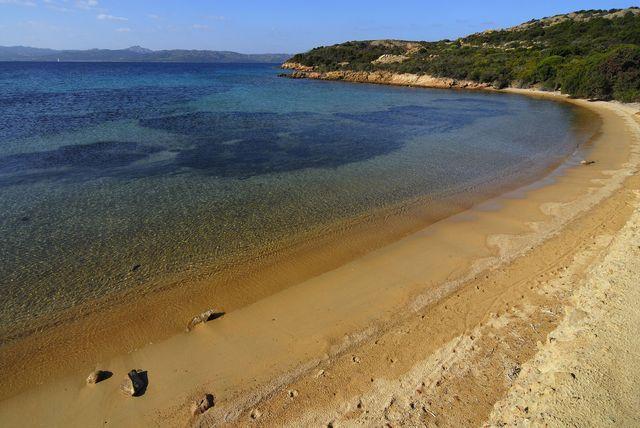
[290,9,640,102]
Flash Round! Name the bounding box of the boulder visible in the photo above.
[191,393,215,416]
[120,369,148,397]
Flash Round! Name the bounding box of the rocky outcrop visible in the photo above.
[282,68,491,91]
[372,54,408,65]
[510,6,639,31]
[369,40,424,50]
[281,62,315,72]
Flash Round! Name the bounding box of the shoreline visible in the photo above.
[280,65,493,91]
[200,93,640,426]
[0,87,597,399]
[0,88,638,427]
[0,144,588,399]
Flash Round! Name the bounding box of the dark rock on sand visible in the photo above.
[120,369,148,397]
[86,370,112,384]
[191,393,215,416]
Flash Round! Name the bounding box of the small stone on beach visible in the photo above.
[186,309,224,331]
[120,369,148,397]
[191,393,215,416]
[250,408,262,420]
[86,370,111,384]
[580,160,596,165]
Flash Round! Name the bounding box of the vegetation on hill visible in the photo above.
[286,8,640,102]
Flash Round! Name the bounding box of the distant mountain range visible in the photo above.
[0,45,291,63]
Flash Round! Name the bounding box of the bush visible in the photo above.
[602,45,640,101]
[557,45,640,100]
[531,55,564,84]
[291,10,640,102]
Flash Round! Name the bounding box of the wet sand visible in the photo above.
[0,91,638,427]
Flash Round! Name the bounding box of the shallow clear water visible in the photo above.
[0,62,595,340]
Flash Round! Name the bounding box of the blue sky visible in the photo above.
[0,1,636,53]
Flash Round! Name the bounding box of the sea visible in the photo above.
[0,62,597,343]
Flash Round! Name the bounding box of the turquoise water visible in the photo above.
[0,62,595,341]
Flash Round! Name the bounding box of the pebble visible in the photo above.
[86,370,111,384]
[191,393,215,416]
[186,309,224,331]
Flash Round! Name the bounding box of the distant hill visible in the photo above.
[0,45,290,63]
[284,7,640,102]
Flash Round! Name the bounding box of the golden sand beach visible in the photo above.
[0,90,638,427]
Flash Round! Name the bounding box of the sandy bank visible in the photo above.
[0,91,638,427]
[210,97,640,426]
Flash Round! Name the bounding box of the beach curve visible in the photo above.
[0,91,638,427]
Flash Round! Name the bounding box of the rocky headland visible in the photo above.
[281,62,491,90]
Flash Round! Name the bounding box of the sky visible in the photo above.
[0,0,636,54]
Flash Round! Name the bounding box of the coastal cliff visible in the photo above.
[281,63,491,90]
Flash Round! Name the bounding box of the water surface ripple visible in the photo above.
[0,62,596,341]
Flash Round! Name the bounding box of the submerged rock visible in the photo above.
[86,370,112,384]
[191,393,215,416]
[186,309,224,331]
[120,369,148,397]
